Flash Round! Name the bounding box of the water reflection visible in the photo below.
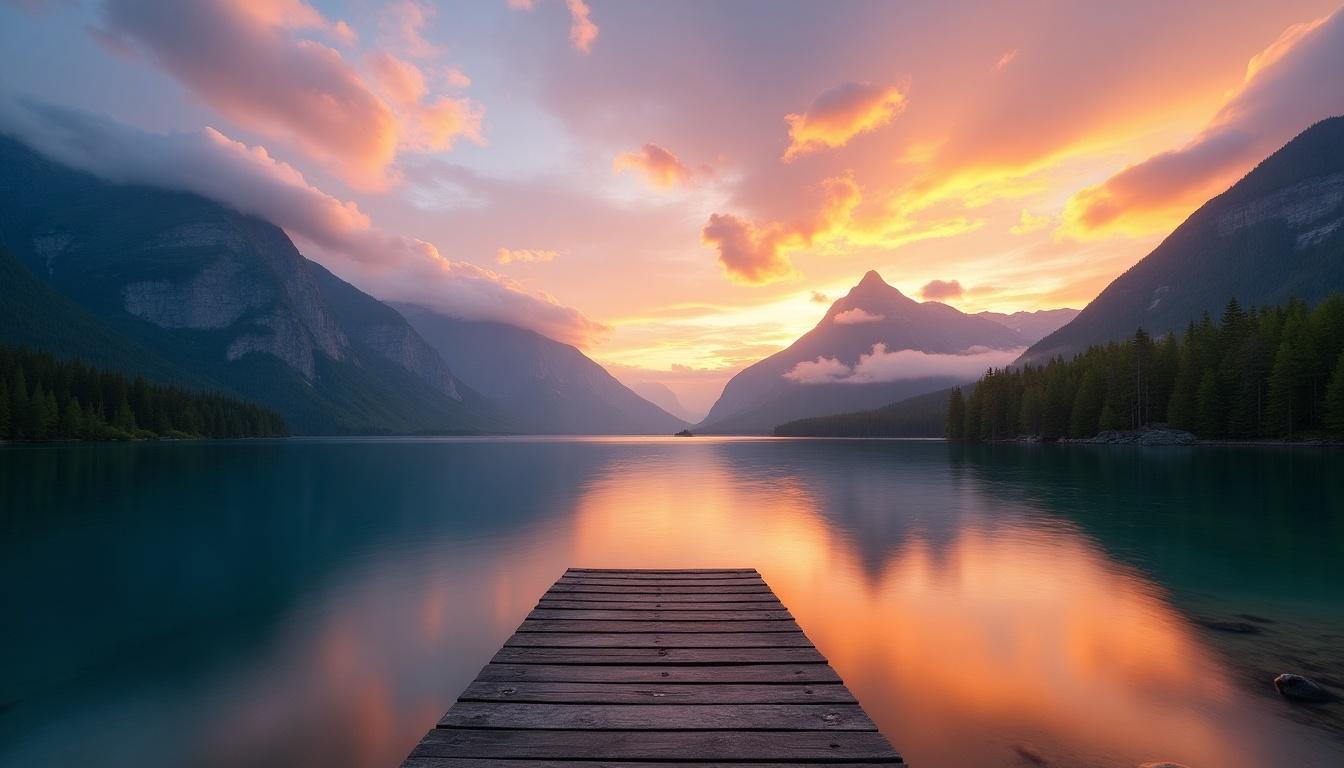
[1,438,1341,767]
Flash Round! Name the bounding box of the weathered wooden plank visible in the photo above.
[403,568,899,766]
[527,608,795,621]
[457,681,856,704]
[405,760,902,767]
[408,729,903,762]
[491,646,827,665]
[537,598,786,610]
[556,577,768,588]
[566,568,758,575]
[564,570,764,579]
[439,702,876,731]
[548,583,772,595]
[518,619,801,633]
[474,663,843,684]
[505,632,814,649]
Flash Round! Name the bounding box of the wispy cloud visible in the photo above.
[1060,7,1344,238]
[784,343,1024,384]
[0,99,602,345]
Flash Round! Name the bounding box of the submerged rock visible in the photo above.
[1196,617,1263,634]
[1274,673,1332,702]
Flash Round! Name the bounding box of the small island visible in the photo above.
[674,429,694,437]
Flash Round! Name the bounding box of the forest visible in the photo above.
[0,345,287,441]
[949,294,1344,441]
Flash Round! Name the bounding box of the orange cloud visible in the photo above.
[783,81,907,161]
[365,52,484,154]
[613,143,691,188]
[994,49,1019,72]
[702,171,861,285]
[1060,8,1344,239]
[496,247,559,264]
[701,213,795,285]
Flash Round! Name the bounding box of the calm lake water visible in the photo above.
[1,437,1342,767]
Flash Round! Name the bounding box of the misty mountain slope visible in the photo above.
[0,134,500,434]
[395,305,688,435]
[977,309,1079,343]
[1023,115,1344,365]
[696,271,1026,434]
[629,380,698,423]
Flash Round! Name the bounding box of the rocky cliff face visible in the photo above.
[1023,116,1344,365]
[0,134,496,434]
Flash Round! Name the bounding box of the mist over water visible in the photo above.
[1,438,1341,767]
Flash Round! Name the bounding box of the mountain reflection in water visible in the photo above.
[1,438,1340,767]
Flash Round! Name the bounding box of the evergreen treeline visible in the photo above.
[0,346,287,441]
[949,295,1344,441]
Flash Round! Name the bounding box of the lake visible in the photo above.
[1,437,1342,767]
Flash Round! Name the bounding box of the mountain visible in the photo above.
[977,309,1079,343]
[696,271,1026,434]
[773,387,952,437]
[628,380,698,424]
[1023,115,1344,365]
[0,134,501,435]
[394,305,688,435]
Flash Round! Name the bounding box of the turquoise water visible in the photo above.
[1,438,1341,767]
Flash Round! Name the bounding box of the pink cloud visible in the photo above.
[833,308,884,325]
[380,0,442,59]
[920,279,964,300]
[783,343,1026,385]
[783,81,907,161]
[613,143,691,188]
[0,99,602,346]
[443,67,472,88]
[1062,7,1344,237]
[366,51,427,106]
[99,0,399,188]
[508,0,597,53]
[566,0,598,53]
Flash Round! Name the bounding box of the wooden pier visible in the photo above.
[402,567,903,766]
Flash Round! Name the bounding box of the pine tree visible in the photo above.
[30,383,49,440]
[114,396,136,433]
[43,389,59,437]
[945,387,966,440]
[1324,350,1344,435]
[1167,347,1197,431]
[1266,326,1309,437]
[1195,370,1224,438]
[61,398,85,440]
[11,369,29,439]
[1069,368,1103,437]
[0,379,9,438]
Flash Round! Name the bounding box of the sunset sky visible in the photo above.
[3,0,1343,417]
